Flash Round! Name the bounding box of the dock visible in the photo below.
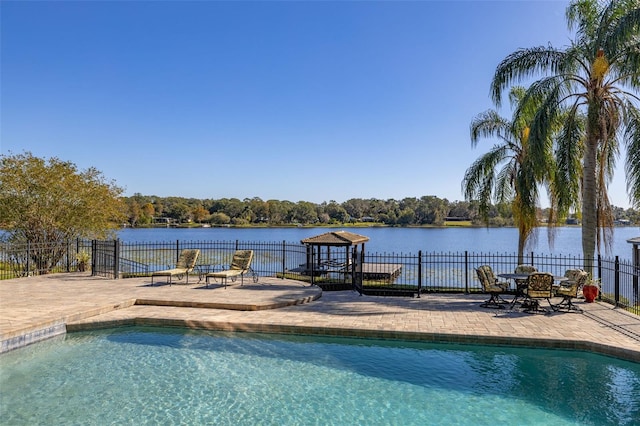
[290,262,402,282]
[355,263,403,282]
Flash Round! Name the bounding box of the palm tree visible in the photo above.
[491,0,640,274]
[463,87,553,264]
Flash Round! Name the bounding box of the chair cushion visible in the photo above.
[152,268,188,276]
[487,284,507,292]
[556,285,578,297]
[207,270,243,279]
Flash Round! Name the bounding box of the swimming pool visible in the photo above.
[1,327,639,425]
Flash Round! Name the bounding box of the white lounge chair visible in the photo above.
[151,249,200,286]
[205,250,258,288]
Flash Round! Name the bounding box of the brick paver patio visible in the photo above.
[1,273,639,362]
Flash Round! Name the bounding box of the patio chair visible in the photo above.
[514,264,536,284]
[554,269,588,312]
[522,272,555,314]
[476,265,510,309]
[511,264,537,305]
[151,249,200,286]
[205,250,258,288]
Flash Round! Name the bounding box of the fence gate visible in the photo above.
[91,240,119,279]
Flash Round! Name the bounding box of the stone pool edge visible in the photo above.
[0,291,322,354]
[65,315,640,364]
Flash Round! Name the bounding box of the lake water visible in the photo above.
[118,226,640,260]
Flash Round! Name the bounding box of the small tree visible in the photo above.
[0,152,126,273]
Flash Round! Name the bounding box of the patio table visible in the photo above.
[195,264,219,283]
[498,273,568,286]
[498,273,568,308]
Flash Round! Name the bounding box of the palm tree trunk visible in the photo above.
[582,128,598,276]
[517,231,525,265]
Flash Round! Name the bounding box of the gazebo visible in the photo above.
[300,230,369,273]
[298,230,403,291]
[299,231,369,287]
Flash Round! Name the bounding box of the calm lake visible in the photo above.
[118,226,640,260]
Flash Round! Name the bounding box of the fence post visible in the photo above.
[114,239,121,279]
[530,251,534,266]
[176,240,180,263]
[417,250,422,298]
[310,245,315,286]
[634,258,639,309]
[91,240,96,276]
[66,240,71,272]
[597,255,602,301]
[26,241,30,276]
[614,256,620,307]
[465,251,469,293]
[75,238,80,273]
[281,240,286,279]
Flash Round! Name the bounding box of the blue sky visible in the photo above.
[0,1,633,207]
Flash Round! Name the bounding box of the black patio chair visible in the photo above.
[554,269,588,312]
[522,272,555,314]
[476,265,510,309]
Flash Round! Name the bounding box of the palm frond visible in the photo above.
[566,0,600,40]
[494,160,517,203]
[469,110,511,146]
[624,103,640,208]
[602,0,640,57]
[554,111,585,216]
[491,47,568,106]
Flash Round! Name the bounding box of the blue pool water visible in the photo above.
[1,328,639,425]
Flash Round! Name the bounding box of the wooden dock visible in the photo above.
[290,262,402,282]
[355,263,403,281]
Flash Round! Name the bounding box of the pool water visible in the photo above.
[1,327,639,425]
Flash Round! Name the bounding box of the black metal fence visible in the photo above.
[1,238,637,313]
[105,240,308,280]
[0,239,92,278]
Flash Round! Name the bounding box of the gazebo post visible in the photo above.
[305,245,312,271]
[310,245,315,286]
[351,245,356,289]
[344,246,348,283]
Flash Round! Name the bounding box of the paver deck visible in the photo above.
[1,273,639,362]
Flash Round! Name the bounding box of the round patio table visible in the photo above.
[498,273,568,309]
[498,273,568,285]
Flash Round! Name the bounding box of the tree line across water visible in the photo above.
[123,194,640,227]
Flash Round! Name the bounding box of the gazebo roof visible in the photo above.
[301,230,369,246]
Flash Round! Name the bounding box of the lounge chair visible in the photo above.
[522,272,554,313]
[205,250,258,288]
[151,249,200,286]
[554,269,588,312]
[476,265,510,309]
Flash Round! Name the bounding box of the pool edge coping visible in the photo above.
[63,314,640,364]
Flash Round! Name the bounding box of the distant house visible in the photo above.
[566,218,579,225]
[152,217,177,227]
[628,237,640,271]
